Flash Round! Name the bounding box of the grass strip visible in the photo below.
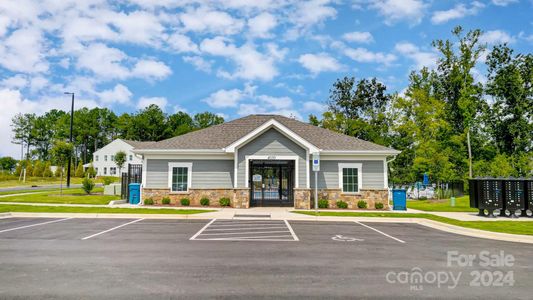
[0,204,214,215]
[293,211,533,236]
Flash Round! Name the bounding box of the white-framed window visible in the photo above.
[111,155,115,161]
[95,155,99,162]
[129,155,133,161]
[104,155,108,161]
[338,163,362,193]
[168,162,192,193]
[110,167,116,175]
[103,167,107,175]
[95,167,98,174]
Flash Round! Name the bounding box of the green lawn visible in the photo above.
[0,188,118,205]
[407,196,477,212]
[0,176,119,188]
[293,211,533,236]
[0,189,57,196]
[0,204,213,215]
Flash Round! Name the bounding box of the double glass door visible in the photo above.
[249,160,294,207]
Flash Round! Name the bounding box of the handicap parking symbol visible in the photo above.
[331,235,364,242]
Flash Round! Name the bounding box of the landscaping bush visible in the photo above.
[219,197,231,207]
[75,161,85,177]
[318,199,329,209]
[336,200,348,209]
[418,196,428,200]
[375,202,384,209]
[101,176,115,185]
[200,197,210,206]
[54,166,62,177]
[32,161,44,177]
[162,197,171,205]
[144,198,154,205]
[82,177,95,194]
[180,198,190,206]
[357,200,367,209]
[43,162,53,177]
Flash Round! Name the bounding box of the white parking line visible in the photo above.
[354,221,405,244]
[208,222,283,227]
[204,226,287,231]
[200,230,290,236]
[189,219,216,240]
[81,218,144,240]
[284,220,300,241]
[0,218,72,234]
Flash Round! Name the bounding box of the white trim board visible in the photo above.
[225,119,320,154]
[244,155,299,188]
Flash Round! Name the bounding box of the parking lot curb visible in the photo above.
[0,212,11,218]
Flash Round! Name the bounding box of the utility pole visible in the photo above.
[64,92,75,188]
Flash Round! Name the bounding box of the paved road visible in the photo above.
[0,217,532,299]
[0,183,103,193]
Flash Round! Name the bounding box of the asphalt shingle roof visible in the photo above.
[122,140,156,149]
[135,114,397,152]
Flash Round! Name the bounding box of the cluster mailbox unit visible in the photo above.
[469,177,532,218]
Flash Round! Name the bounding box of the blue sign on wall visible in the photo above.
[423,173,429,185]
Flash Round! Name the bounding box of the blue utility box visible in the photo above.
[392,189,407,211]
[129,183,141,205]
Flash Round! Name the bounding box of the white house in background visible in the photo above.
[88,139,154,177]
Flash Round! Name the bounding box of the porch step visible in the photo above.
[233,214,271,219]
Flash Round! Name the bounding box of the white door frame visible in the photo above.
[245,155,299,188]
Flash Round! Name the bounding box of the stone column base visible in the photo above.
[294,188,311,209]
[310,189,389,209]
[142,188,250,208]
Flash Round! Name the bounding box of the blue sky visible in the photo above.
[0,0,532,157]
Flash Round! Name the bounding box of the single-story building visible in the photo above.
[133,114,400,209]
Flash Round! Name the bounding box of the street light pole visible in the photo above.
[64,92,75,188]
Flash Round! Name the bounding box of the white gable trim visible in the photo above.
[224,119,320,154]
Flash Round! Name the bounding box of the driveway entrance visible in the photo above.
[249,160,294,207]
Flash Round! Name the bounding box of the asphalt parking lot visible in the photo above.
[0,217,532,299]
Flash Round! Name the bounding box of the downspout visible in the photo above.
[386,155,397,209]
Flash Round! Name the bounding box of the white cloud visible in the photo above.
[98,84,132,104]
[180,6,244,35]
[76,43,129,79]
[29,76,48,93]
[431,2,485,24]
[395,42,437,69]
[286,0,337,38]
[1,75,28,89]
[183,56,213,73]
[0,28,48,73]
[480,30,516,45]
[257,95,293,109]
[131,59,172,80]
[248,12,277,38]
[137,96,168,110]
[106,10,165,46]
[491,0,518,6]
[344,47,396,65]
[342,31,374,43]
[368,0,426,25]
[200,37,284,81]
[167,33,199,53]
[303,101,326,112]
[298,53,343,75]
[202,88,246,108]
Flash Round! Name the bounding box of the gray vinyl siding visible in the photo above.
[310,160,385,190]
[146,159,234,189]
[237,128,307,188]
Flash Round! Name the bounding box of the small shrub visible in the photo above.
[162,197,171,205]
[357,200,367,209]
[418,196,428,200]
[75,161,85,177]
[82,177,95,194]
[318,199,329,209]
[101,176,115,185]
[200,197,210,206]
[180,198,190,206]
[219,197,231,207]
[375,202,384,209]
[336,200,348,209]
[144,198,154,205]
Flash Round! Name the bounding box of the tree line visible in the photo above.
[9,105,224,170]
[311,26,532,184]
